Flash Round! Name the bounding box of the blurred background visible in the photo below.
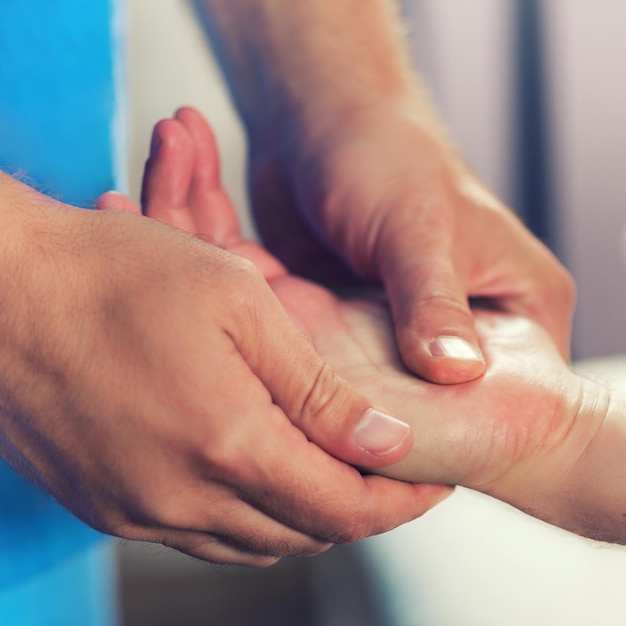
[119,1,626,624]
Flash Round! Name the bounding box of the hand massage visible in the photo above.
[1,1,625,624]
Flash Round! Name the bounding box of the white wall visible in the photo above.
[401,0,516,206]
[544,1,626,358]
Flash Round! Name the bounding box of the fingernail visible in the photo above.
[429,336,484,361]
[354,408,410,455]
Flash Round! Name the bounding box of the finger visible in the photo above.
[175,106,241,246]
[241,430,453,543]
[94,190,141,214]
[226,269,412,471]
[144,529,281,568]
[118,522,280,567]
[377,230,485,384]
[121,485,332,563]
[141,117,199,234]
[171,303,445,544]
[166,534,281,568]
[144,108,286,280]
[157,113,411,467]
[202,363,451,541]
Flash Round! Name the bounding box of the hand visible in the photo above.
[0,170,448,569]
[110,108,609,540]
[249,100,575,384]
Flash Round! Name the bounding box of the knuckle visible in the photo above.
[329,518,369,545]
[197,251,263,300]
[117,481,217,533]
[405,290,475,340]
[215,258,272,331]
[220,531,314,561]
[417,290,472,318]
[297,361,346,427]
[224,254,264,288]
[320,502,370,545]
[197,434,250,484]
[109,522,159,545]
[133,494,195,530]
[86,497,160,539]
[250,536,298,558]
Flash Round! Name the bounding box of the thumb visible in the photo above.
[380,238,486,384]
[236,282,413,468]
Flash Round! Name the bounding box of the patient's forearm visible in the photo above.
[199,0,441,142]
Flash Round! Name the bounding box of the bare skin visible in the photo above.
[99,107,626,544]
[197,0,575,384]
[0,168,451,568]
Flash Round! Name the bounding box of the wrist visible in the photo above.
[557,381,626,543]
[203,1,419,147]
[0,172,43,267]
[249,92,465,199]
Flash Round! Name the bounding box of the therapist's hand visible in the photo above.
[196,0,573,384]
[250,100,575,384]
[0,172,447,569]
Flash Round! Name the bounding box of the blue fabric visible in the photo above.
[0,0,117,205]
[0,1,121,623]
[0,542,118,626]
[0,461,108,590]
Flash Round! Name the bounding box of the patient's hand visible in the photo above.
[98,108,617,541]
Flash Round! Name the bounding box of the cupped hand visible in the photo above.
[0,172,449,570]
[248,100,575,385]
[109,108,603,534]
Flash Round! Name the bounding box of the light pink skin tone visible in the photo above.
[198,0,575,385]
[99,107,626,543]
[0,166,450,570]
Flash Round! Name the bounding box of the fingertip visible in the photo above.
[174,105,205,126]
[408,482,455,511]
[360,477,455,533]
[409,346,486,385]
[426,335,486,383]
[174,106,216,148]
[398,326,486,384]
[382,251,486,383]
[149,118,191,161]
[430,483,456,506]
[353,408,413,464]
[94,191,141,214]
[175,106,221,185]
[141,117,194,223]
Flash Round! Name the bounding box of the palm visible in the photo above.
[235,236,581,508]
